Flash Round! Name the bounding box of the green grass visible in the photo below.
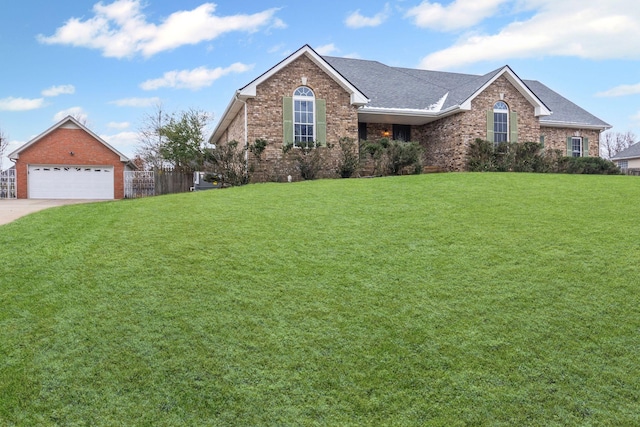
[1,173,639,426]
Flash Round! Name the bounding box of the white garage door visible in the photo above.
[28,165,114,199]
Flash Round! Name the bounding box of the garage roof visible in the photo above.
[8,115,132,163]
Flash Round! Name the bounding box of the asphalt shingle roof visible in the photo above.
[611,141,640,160]
[523,80,609,128]
[323,55,609,128]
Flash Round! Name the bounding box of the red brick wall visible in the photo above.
[14,126,126,199]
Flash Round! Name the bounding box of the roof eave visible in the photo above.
[540,120,612,131]
[460,66,552,117]
[8,115,131,162]
[209,91,245,145]
[358,105,461,125]
[611,154,639,161]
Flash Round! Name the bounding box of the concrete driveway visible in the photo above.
[0,199,105,226]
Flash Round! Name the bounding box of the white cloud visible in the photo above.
[596,83,640,97]
[418,0,640,69]
[54,107,88,123]
[346,3,391,28]
[101,131,138,157]
[37,0,283,58]
[315,43,339,56]
[0,97,45,111]
[42,84,76,97]
[406,0,508,31]
[110,97,161,107]
[107,121,130,129]
[140,63,252,90]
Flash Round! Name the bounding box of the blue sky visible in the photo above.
[2,0,640,168]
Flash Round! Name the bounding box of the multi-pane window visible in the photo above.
[618,160,628,169]
[572,137,582,157]
[493,101,509,143]
[293,86,315,146]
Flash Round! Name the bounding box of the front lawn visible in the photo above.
[1,173,639,425]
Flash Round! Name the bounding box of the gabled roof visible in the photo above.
[240,45,368,105]
[8,115,131,162]
[611,141,640,160]
[210,45,610,142]
[323,57,552,125]
[209,45,368,144]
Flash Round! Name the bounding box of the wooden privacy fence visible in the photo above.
[155,168,192,195]
[124,169,193,199]
[0,168,16,199]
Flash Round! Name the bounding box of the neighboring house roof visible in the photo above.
[8,115,132,163]
[210,45,610,143]
[611,141,640,160]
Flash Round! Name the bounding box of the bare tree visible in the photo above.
[0,128,8,172]
[600,131,637,159]
[135,103,167,170]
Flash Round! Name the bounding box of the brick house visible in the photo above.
[8,116,134,199]
[210,45,610,180]
[611,142,640,171]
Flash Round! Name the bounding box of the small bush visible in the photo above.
[249,138,268,160]
[283,142,329,180]
[466,139,494,171]
[387,140,423,175]
[336,137,360,178]
[558,156,621,175]
[493,141,516,172]
[361,138,423,176]
[361,139,387,176]
[208,140,249,186]
[514,141,544,172]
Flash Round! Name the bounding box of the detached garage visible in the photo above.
[8,116,135,199]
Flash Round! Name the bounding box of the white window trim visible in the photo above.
[493,101,509,144]
[572,136,583,157]
[293,86,315,146]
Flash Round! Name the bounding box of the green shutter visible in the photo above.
[566,137,572,156]
[540,135,545,148]
[316,99,326,145]
[283,96,293,145]
[582,137,589,157]
[486,110,494,142]
[510,112,518,143]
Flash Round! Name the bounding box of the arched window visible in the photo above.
[293,86,315,146]
[493,101,509,143]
